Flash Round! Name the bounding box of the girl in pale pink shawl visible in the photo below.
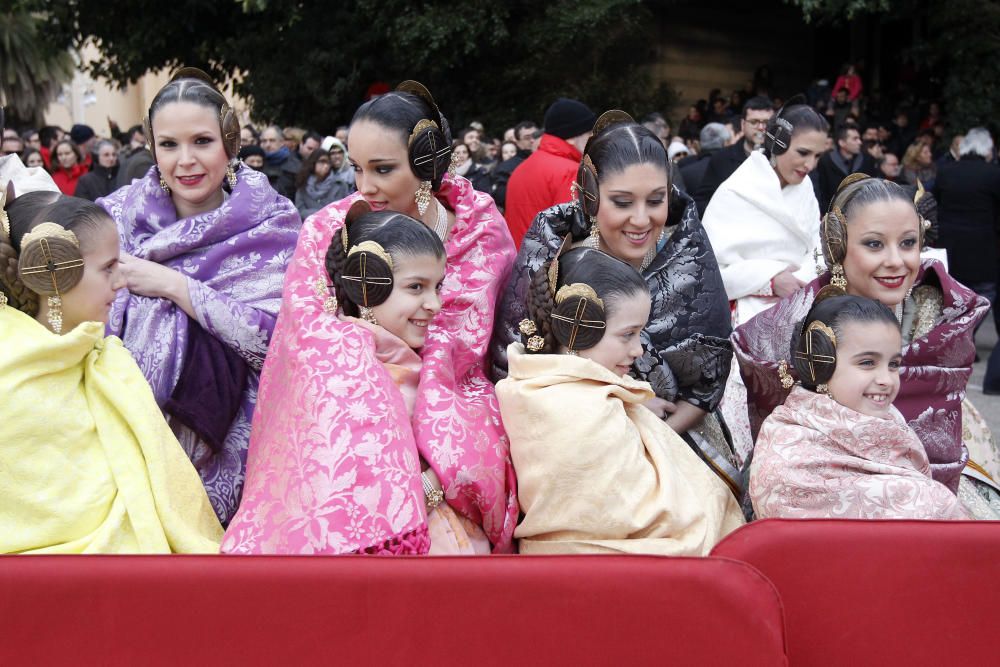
[223,82,517,554]
[751,294,968,520]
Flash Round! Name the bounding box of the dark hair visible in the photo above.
[0,190,63,313]
[50,139,83,170]
[785,105,830,137]
[324,209,445,318]
[525,247,649,354]
[18,196,114,251]
[835,124,859,143]
[514,121,537,140]
[303,131,323,146]
[790,294,898,391]
[19,147,42,166]
[38,126,61,150]
[126,124,144,140]
[822,176,917,267]
[351,90,453,189]
[585,122,670,188]
[147,72,239,159]
[742,96,774,118]
[296,148,330,190]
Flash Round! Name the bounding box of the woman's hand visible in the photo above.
[643,397,677,420]
[771,269,806,299]
[120,253,195,318]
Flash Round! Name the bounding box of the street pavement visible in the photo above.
[970,315,999,436]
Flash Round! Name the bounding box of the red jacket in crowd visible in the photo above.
[504,134,582,248]
[51,163,89,195]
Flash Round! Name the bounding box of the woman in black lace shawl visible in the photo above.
[490,112,740,495]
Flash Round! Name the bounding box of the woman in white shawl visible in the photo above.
[702,102,829,463]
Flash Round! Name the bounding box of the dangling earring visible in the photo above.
[817,383,830,395]
[158,170,171,194]
[415,180,432,216]
[830,263,847,290]
[360,306,378,326]
[226,165,237,189]
[586,218,600,250]
[769,154,778,168]
[447,151,460,178]
[777,359,794,390]
[47,295,64,334]
[0,291,7,308]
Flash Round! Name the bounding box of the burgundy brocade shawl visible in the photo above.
[733,260,988,493]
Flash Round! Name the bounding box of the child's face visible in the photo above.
[826,320,902,418]
[371,252,446,349]
[577,291,650,376]
[60,224,124,331]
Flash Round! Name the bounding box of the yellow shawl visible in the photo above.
[498,344,744,555]
[0,307,222,553]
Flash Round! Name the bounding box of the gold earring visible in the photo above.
[226,165,237,189]
[586,219,600,250]
[159,176,171,194]
[0,291,7,308]
[778,359,794,390]
[817,383,830,395]
[415,180,432,216]
[830,263,847,290]
[360,306,378,325]
[47,295,63,334]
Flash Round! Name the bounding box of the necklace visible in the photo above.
[639,229,667,272]
[433,199,449,242]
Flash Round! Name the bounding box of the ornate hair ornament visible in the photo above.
[343,240,393,307]
[551,282,607,351]
[794,320,837,383]
[18,222,85,334]
[0,188,9,238]
[397,80,451,215]
[592,109,634,137]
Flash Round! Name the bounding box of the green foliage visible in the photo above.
[0,7,75,124]
[787,0,1000,131]
[33,0,676,132]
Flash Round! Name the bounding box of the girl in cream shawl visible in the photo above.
[751,293,968,520]
[0,194,222,553]
[498,247,743,555]
[702,103,829,461]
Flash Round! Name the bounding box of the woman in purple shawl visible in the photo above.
[734,174,1000,518]
[98,69,301,524]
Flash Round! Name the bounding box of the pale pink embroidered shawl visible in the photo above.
[222,175,518,554]
[750,387,969,521]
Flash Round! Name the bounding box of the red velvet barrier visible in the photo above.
[0,555,786,666]
[712,519,1000,666]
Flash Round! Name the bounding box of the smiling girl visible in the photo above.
[750,294,968,520]
[224,81,517,555]
[736,175,1000,519]
[0,191,222,552]
[498,246,743,554]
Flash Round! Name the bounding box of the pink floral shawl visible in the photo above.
[222,175,518,554]
[750,387,969,520]
[734,260,988,493]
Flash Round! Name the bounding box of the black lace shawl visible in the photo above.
[490,187,733,411]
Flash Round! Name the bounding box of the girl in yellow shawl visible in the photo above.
[0,192,222,553]
[497,247,743,554]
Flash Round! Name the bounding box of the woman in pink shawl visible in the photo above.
[735,175,1000,518]
[223,81,518,554]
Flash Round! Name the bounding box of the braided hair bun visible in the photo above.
[17,223,85,297]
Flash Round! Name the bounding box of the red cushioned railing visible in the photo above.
[713,519,1000,666]
[0,554,786,666]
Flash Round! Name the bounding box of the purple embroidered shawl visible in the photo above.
[733,260,989,493]
[98,165,301,523]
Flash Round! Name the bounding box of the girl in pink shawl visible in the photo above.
[735,175,1000,519]
[751,293,968,520]
[223,82,518,554]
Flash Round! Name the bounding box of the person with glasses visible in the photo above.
[693,96,774,216]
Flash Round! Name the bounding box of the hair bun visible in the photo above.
[17,223,84,297]
[171,67,218,87]
[592,110,634,137]
[407,119,451,185]
[341,241,394,308]
[551,283,607,351]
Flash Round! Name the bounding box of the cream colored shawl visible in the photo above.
[498,344,744,555]
[0,307,223,553]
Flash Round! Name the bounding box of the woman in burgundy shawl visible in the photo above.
[98,70,301,524]
[734,174,1000,518]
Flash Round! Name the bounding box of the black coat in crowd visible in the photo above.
[811,150,877,213]
[934,155,1000,286]
[692,142,750,216]
[74,163,120,202]
[490,148,531,211]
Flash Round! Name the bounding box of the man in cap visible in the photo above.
[505,98,596,247]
